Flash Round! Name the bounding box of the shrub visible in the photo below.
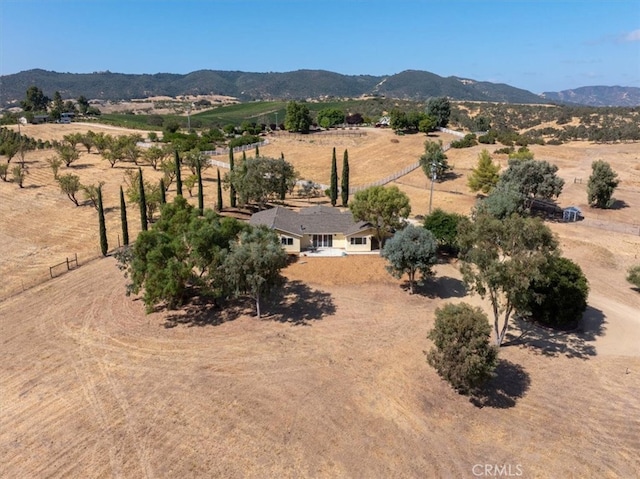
[427,303,498,394]
[494,146,514,155]
[522,256,589,329]
[228,135,260,149]
[627,265,640,290]
[423,208,469,256]
[450,133,477,149]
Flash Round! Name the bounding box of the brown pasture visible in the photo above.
[1,123,639,478]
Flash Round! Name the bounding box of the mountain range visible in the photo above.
[1,69,638,107]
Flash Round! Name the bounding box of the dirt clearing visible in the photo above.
[1,124,640,477]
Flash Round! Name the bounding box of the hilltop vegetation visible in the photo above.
[0,68,547,106]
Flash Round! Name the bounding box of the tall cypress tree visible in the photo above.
[216,168,223,212]
[174,150,183,196]
[196,156,204,216]
[120,185,129,246]
[229,148,237,207]
[239,151,248,205]
[341,149,350,207]
[97,185,108,256]
[279,152,287,202]
[330,147,338,207]
[255,143,260,157]
[138,167,148,231]
[159,178,166,204]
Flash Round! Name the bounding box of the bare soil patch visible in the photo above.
[1,124,640,477]
[1,256,638,478]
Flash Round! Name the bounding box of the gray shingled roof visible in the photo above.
[250,206,372,237]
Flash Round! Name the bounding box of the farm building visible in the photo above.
[31,115,50,124]
[250,205,378,254]
[563,206,583,222]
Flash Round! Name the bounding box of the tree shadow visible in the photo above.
[608,199,629,210]
[503,306,606,359]
[162,280,336,328]
[412,275,467,299]
[470,360,531,409]
[266,280,336,325]
[24,184,44,189]
[163,294,249,328]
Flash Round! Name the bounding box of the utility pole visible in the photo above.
[428,159,440,214]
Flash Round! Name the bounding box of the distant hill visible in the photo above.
[2,69,637,107]
[541,86,640,107]
[0,68,546,106]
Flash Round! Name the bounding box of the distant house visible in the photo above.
[249,205,379,254]
[59,112,75,124]
[375,116,390,128]
[32,115,49,124]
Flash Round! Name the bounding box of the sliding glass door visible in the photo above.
[312,234,333,248]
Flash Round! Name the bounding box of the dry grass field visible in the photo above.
[1,123,640,478]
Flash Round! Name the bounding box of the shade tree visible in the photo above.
[423,208,469,256]
[225,155,298,210]
[458,213,558,346]
[223,226,288,318]
[426,97,451,128]
[498,158,564,206]
[284,101,312,133]
[381,224,437,294]
[349,185,411,248]
[587,160,619,208]
[520,256,589,329]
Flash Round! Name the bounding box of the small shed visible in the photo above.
[563,206,582,222]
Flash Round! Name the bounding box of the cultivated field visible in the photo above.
[1,123,639,478]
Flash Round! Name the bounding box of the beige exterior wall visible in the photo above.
[333,234,347,249]
[345,228,377,253]
[278,233,301,253]
[300,235,312,250]
[276,228,378,254]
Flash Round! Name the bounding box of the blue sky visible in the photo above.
[1,0,638,93]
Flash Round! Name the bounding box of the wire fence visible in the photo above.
[49,253,79,278]
[203,140,270,158]
[206,132,456,196]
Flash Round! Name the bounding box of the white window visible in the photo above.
[350,237,367,245]
[281,236,293,246]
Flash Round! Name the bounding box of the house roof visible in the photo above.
[250,206,373,237]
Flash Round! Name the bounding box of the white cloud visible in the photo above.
[623,29,640,42]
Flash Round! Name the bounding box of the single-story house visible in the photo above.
[249,205,379,254]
